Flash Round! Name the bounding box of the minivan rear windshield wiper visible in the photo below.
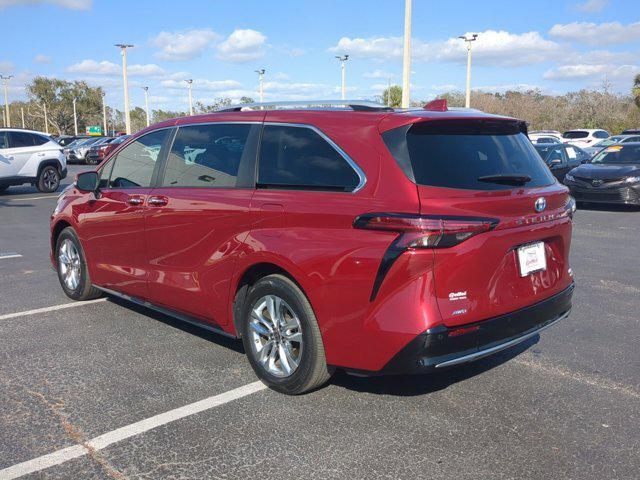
[477,174,532,186]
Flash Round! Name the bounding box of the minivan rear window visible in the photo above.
[563,131,589,139]
[382,120,555,190]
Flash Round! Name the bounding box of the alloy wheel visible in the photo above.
[43,168,59,191]
[248,295,303,378]
[58,239,81,290]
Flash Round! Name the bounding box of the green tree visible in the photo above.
[129,106,148,133]
[633,74,640,109]
[381,85,403,107]
[26,76,104,135]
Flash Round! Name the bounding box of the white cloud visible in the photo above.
[34,54,52,63]
[152,28,220,61]
[549,21,640,45]
[273,72,290,80]
[68,59,164,77]
[0,61,14,72]
[160,78,242,91]
[573,0,610,13]
[217,29,267,62]
[558,49,638,65]
[68,59,119,75]
[476,83,543,93]
[0,0,91,9]
[543,63,640,83]
[330,30,562,67]
[364,69,394,79]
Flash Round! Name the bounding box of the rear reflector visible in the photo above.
[353,214,498,248]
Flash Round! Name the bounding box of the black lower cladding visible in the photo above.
[379,283,574,375]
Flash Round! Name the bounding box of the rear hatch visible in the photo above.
[383,118,574,327]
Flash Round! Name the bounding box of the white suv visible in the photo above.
[0,129,67,193]
[562,129,610,148]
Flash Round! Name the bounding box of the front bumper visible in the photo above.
[378,283,574,375]
[567,183,640,205]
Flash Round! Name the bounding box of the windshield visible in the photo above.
[593,136,625,148]
[591,145,640,165]
[383,120,555,190]
[77,137,102,147]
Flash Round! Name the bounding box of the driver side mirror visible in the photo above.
[76,171,99,193]
[548,158,562,166]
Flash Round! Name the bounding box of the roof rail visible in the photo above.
[217,100,393,113]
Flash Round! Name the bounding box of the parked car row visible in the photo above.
[63,135,130,165]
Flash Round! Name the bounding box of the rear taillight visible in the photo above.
[353,214,498,248]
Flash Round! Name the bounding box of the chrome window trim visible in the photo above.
[260,122,367,193]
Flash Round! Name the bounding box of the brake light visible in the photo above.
[353,214,498,248]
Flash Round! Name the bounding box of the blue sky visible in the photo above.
[1,0,639,111]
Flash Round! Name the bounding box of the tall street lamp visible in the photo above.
[1,74,13,127]
[115,43,134,134]
[255,69,265,103]
[185,79,194,116]
[459,33,479,108]
[334,55,349,100]
[401,0,412,108]
[72,97,78,135]
[142,86,150,127]
[102,92,107,135]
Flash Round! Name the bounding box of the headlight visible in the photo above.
[565,173,575,182]
[565,196,576,219]
[624,176,640,184]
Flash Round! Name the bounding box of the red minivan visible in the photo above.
[51,100,575,394]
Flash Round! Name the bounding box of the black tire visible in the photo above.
[55,227,102,301]
[37,165,60,193]
[0,186,8,194]
[240,274,332,395]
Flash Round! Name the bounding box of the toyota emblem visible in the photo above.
[534,197,547,212]
[592,179,603,186]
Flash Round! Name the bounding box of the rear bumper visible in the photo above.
[377,282,574,375]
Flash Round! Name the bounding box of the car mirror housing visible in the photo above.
[549,158,562,166]
[76,171,99,192]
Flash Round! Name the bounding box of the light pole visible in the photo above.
[20,107,25,128]
[72,97,78,135]
[142,86,150,126]
[459,33,479,108]
[185,79,194,116]
[115,43,134,134]
[334,55,349,100]
[1,74,13,127]
[401,0,412,108]
[102,92,107,135]
[43,103,49,134]
[255,69,265,102]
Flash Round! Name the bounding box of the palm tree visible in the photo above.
[634,73,640,108]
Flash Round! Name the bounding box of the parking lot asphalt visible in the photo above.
[0,166,638,479]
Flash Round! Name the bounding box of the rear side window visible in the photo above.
[0,132,8,149]
[383,121,555,191]
[258,125,360,192]
[162,123,253,188]
[593,131,609,139]
[9,131,35,148]
[563,131,589,139]
[32,134,49,146]
[107,129,169,188]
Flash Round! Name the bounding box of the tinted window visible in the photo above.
[107,129,168,188]
[593,131,609,139]
[98,157,116,189]
[162,124,252,188]
[9,131,35,148]
[623,136,640,143]
[0,132,8,149]
[32,134,50,146]
[258,125,360,191]
[563,131,589,139]
[384,121,555,191]
[567,146,590,162]
[546,147,565,164]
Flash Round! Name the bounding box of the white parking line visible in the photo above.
[0,253,22,260]
[0,381,267,479]
[0,298,107,321]
[7,195,59,201]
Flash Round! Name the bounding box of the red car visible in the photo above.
[50,100,575,394]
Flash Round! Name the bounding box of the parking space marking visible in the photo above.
[0,253,22,260]
[7,195,59,201]
[0,298,107,321]
[0,381,267,479]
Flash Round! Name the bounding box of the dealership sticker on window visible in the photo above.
[605,146,623,152]
[517,242,547,277]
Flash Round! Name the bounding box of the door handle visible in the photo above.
[127,197,143,206]
[148,196,168,207]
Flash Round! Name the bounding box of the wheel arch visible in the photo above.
[231,261,309,338]
[51,219,72,254]
[37,159,63,178]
